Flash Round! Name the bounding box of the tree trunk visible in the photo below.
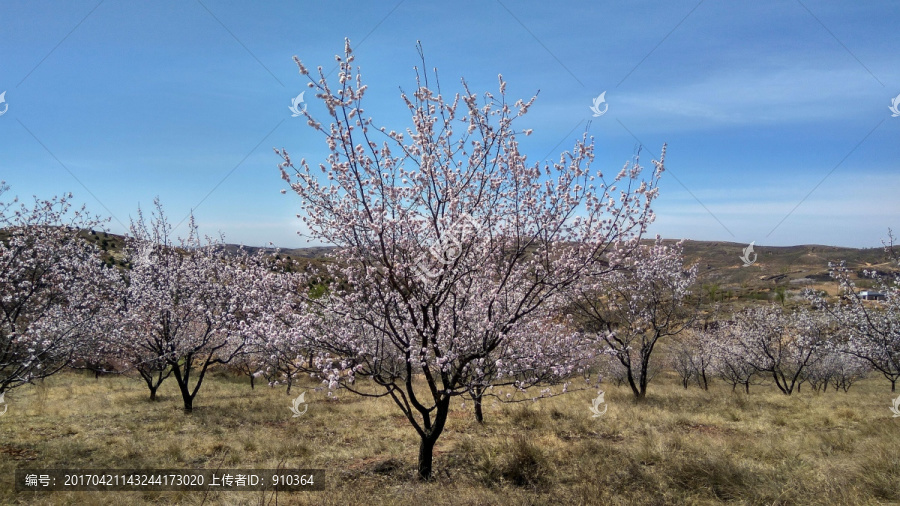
[637,358,649,399]
[175,375,195,413]
[628,375,641,398]
[773,371,792,395]
[417,434,438,481]
[170,356,203,413]
[139,364,170,403]
[249,374,255,390]
[472,386,484,424]
[624,360,642,398]
[415,396,450,481]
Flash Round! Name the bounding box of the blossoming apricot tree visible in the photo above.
[276,41,664,480]
[812,256,900,391]
[118,200,267,411]
[568,238,698,398]
[0,184,118,394]
[723,305,830,395]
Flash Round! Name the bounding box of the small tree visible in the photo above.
[0,184,118,394]
[597,352,631,388]
[730,305,829,395]
[228,346,265,390]
[460,311,592,423]
[252,261,314,395]
[120,201,262,411]
[278,40,663,480]
[570,239,698,399]
[812,258,900,391]
[773,285,787,306]
[703,283,720,303]
[715,351,758,393]
[670,329,713,390]
[670,339,697,389]
[704,323,758,394]
[828,352,870,392]
[691,329,715,390]
[803,350,869,393]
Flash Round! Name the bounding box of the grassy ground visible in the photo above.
[1,370,899,505]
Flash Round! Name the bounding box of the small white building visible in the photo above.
[860,291,885,301]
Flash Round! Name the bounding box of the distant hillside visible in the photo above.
[678,240,889,284]
[78,230,336,272]
[279,239,896,303]
[77,230,896,303]
[671,240,896,304]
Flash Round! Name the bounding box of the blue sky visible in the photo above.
[1,0,897,249]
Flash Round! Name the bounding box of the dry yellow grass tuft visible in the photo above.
[1,369,899,505]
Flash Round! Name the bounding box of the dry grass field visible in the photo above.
[2,369,899,505]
